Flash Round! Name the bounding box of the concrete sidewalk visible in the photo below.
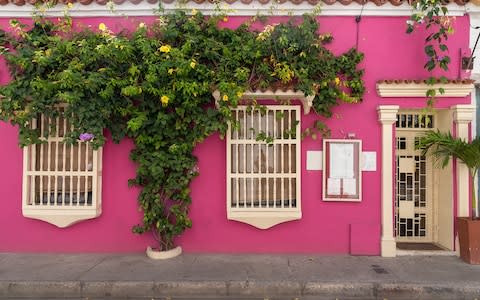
[1,253,480,299]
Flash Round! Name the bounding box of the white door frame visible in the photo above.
[377,104,474,257]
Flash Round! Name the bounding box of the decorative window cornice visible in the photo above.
[376,80,474,98]
[213,89,314,115]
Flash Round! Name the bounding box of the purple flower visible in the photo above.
[189,165,200,175]
[79,133,94,142]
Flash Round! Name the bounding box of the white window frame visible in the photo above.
[22,110,102,228]
[226,104,301,229]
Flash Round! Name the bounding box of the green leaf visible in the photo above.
[127,113,147,132]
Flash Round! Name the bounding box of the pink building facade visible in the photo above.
[0,1,477,256]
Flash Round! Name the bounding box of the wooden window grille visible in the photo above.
[22,108,102,227]
[227,105,301,229]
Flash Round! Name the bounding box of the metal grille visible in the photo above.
[397,137,407,150]
[22,109,101,210]
[397,213,427,237]
[395,132,431,241]
[396,113,434,129]
[227,106,300,211]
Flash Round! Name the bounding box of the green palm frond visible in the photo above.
[416,131,480,174]
[416,130,480,212]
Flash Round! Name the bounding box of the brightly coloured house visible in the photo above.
[1,0,479,257]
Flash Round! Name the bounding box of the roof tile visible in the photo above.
[0,0,469,8]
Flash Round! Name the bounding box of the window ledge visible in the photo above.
[227,211,301,229]
[23,208,101,228]
[213,90,314,114]
[376,82,474,97]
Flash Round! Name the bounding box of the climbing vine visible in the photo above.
[0,10,365,250]
[407,0,455,105]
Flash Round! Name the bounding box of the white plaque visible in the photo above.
[362,152,376,171]
[306,151,323,171]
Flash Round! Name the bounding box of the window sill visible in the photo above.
[23,207,101,228]
[227,210,301,229]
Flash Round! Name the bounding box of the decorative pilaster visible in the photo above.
[377,105,399,257]
[452,105,475,218]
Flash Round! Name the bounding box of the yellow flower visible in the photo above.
[161,95,169,106]
[222,94,229,101]
[168,68,175,75]
[191,9,198,16]
[160,45,171,53]
[98,23,107,32]
[67,2,73,8]
[236,91,243,98]
[223,16,228,22]
[334,77,340,85]
[138,22,145,28]
[190,60,196,69]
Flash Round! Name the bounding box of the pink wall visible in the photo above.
[0,14,472,254]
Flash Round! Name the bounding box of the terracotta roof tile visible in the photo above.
[0,0,469,6]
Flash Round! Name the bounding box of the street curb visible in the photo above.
[1,280,480,299]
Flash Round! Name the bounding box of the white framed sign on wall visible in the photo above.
[323,139,362,202]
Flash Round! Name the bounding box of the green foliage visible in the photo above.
[0,10,365,250]
[416,131,480,216]
[407,0,455,105]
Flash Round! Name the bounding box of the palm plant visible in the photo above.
[416,130,480,219]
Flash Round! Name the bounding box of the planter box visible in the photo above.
[457,217,480,264]
[146,246,182,260]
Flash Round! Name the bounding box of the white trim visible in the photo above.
[452,104,475,218]
[227,212,301,229]
[0,2,474,18]
[377,82,474,98]
[451,104,473,255]
[377,105,399,257]
[22,209,101,228]
[213,90,314,115]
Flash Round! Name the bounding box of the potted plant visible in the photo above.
[416,130,480,264]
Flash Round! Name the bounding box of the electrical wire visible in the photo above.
[355,2,365,49]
